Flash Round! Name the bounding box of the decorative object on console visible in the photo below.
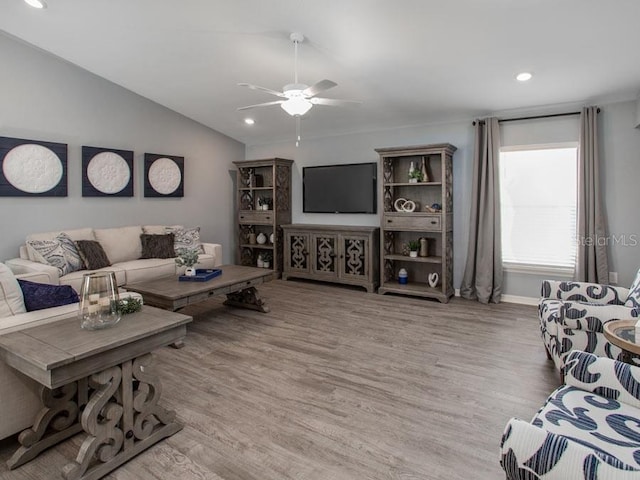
[262,253,272,269]
[428,272,439,288]
[17,279,79,312]
[0,136,67,197]
[175,247,200,276]
[419,237,429,257]
[82,146,133,197]
[248,232,257,245]
[420,157,430,183]
[398,268,408,284]
[408,240,419,258]
[257,232,267,245]
[144,153,184,197]
[257,254,264,268]
[140,233,176,259]
[78,271,121,330]
[75,240,111,270]
[408,169,423,183]
[393,198,418,212]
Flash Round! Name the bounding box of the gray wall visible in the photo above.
[248,101,640,298]
[0,33,244,264]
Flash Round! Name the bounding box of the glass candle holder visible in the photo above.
[78,271,121,330]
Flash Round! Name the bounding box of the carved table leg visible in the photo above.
[7,381,85,470]
[224,286,270,313]
[62,354,181,480]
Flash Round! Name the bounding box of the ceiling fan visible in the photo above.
[237,32,359,145]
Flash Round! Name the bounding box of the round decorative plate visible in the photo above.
[148,157,182,195]
[87,152,131,194]
[3,144,63,193]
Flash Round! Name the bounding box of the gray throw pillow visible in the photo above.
[75,240,111,270]
[140,233,176,259]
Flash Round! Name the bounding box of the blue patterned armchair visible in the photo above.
[500,350,640,479]
[539,277,640,371]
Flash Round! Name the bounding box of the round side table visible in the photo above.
[603,319,640,364]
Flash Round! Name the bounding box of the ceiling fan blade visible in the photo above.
[237,100,285,111]
[303,79,337,97]
[310,97,361,106]
[237,83,286,98]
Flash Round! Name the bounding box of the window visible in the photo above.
[499,144,578,271]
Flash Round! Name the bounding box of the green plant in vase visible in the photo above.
[175,247,200,276]
[408,169,423,183]
[262,253,273,269]
[408,240,420,257]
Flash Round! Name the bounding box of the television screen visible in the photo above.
[303,163,377,214]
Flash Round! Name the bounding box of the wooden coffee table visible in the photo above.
[124,264,273,313]
[0,306,191,480]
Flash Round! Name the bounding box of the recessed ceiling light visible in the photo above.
[244,118,255,125]
[24,0,47,8]
[516,72,533,82]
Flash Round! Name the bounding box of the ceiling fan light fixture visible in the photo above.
[24,0,47,8]
[244,118,255,125]
[281,97,312,116]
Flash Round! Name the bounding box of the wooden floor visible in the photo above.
[0,279,559,480]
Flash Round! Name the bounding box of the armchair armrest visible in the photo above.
[201,243,222,267]
[564,350,640,409]
[542,279,629,305]
[500,418,639,479]
[4,258,59,285]
[560,302,638,331]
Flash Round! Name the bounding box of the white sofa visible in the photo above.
[5,225,222,292]
[0,266,145,440]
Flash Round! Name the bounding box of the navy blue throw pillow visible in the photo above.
[17,279,79,312]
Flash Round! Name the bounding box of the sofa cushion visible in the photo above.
[26,232,84,276]
[0,263,26,317]
[166,226,204,254]
[116,258,176,285]
[60,267,127,294]
[25,228,95,261]
[625,269,640,308]
[26,238,69,275]
[143,225,183,235]
[17,279,79,312]
[94,226,143,264]
[75,240,111,270]
[140,233,176,259]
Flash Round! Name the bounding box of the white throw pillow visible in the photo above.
[26,228,95,261]
[94,226,143,264]
[166,226,204,254]
[626,269,640,309]
[0,263,26,317]
[26,233,83,276]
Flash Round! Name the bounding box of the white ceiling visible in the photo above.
[2,0,640,146]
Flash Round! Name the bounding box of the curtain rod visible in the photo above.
[472,108,600,126]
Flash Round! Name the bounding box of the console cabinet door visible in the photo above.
[285,232,311,274]
[339,235,369,282]
[311,233,338,279]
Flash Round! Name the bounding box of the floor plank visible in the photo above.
[0,279,559,479]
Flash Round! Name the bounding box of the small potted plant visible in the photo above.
[408,169,423,183]
[262,253,272,269]
[408,240,420,258]
[175,247,200,276]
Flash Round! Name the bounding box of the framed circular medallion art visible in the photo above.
[82,146,134,197]
[0,136,67,197]
[144,153,184,197]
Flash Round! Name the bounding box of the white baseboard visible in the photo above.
[454,289,538,306]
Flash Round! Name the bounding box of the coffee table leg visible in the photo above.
[62,354,181,480]
[7,381,86,470]
[224,286,270,313]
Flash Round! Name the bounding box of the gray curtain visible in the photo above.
[460,117,502,303]
[575,106,609,283]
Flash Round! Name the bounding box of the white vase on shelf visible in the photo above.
[257,232,267,244]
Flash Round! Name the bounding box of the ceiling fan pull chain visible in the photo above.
[296,117,301,147]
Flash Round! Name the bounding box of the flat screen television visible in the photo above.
[303,162,377,214]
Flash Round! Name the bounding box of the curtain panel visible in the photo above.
[460,117,503,304]
[575,106,609,283]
